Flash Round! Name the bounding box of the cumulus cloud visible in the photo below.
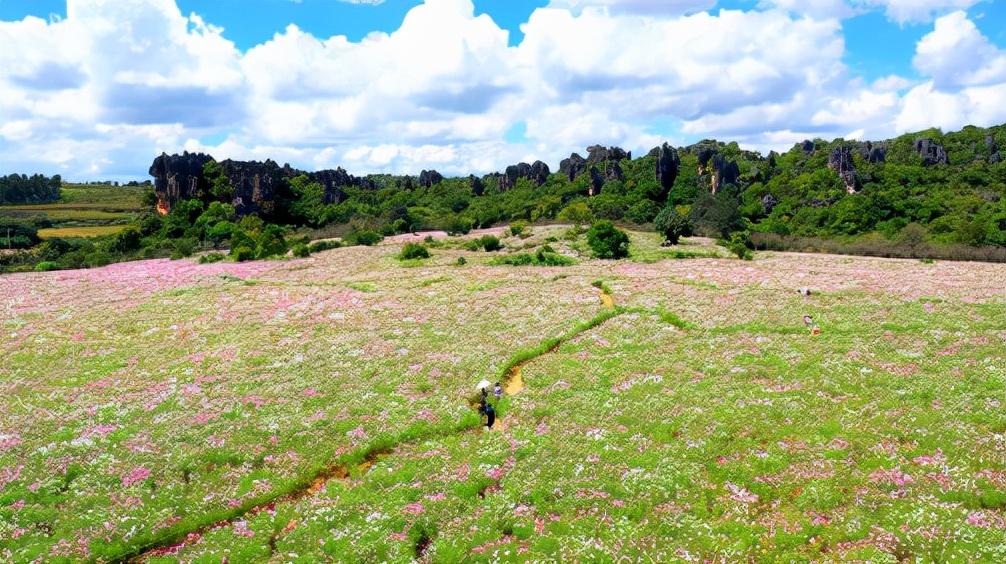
[762,0,982,24]
[0,0,1004,179]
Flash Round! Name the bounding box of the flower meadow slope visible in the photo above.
[2,228,1006,561]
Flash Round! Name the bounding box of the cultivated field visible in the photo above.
[2,227,1006,562]
[0,184,145,239]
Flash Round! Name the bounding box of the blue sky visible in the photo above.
[1,0,1005,179]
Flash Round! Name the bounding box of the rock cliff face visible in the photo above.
[150,154,368,215]
[828,145,859,194]
[419,170,444,188]
[149,152,213,214]
[497,161,550,191]
[468,175,485,197]
[987,135,1001,164]
[558,145,630,193]
[559,153,587,181]
[654,143,680,199]
[915,138,949,166]
[862,142,887,164]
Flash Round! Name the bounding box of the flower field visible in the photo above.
[2,227,1006,561]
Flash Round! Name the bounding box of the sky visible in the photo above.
[1,0,1005,181]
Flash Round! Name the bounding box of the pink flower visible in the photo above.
[388,531,409,542]
[912,449,946,467]
[811,514,830,526]
[612,499,625,508]
[122,466,151,488]
[10,499,25,510]
[0,433,22,450]
[535,422,549,435]
[193,412,216,425]
[303,388,319,397]
[403,502,425,515]
[71,332,85,342]
[967,511,991,528]
[425,492,446,502]
[233,521,255,538]
[181,383,201,395]
[726,482,759,503]
[346,426,368,440]
[869,468,914,487]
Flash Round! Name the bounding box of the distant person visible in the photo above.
[479,395,496,429]
[494,382,503,401]
[804,315,821,335]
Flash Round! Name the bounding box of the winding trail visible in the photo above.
[122,284,680,563]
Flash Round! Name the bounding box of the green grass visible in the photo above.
[37,225,128,239]
[3,227,1006,561]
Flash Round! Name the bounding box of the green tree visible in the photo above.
[653,206,693,244]
[586,221,630,259]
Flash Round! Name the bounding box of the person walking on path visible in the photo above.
[494,382,503,401]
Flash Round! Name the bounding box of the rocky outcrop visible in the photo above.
[149,152,213,214]
[654,143,680,198]
[310,167,360,205]
[605,160,624,182]
[498,161,550,191]
[219,159,285,216]
[418,170,443,188]
[762,194,779,214]
[828,145,859,194]
[915,138,949,166]
[987,135,1001,164]
[559,153,587,182]
[150,153,368,215]
[862,142,887,164]
[588,166,604,197]
[586,145,630,163]
[710,154,740,194]
[469,175,485,197]
[801,140,816,155]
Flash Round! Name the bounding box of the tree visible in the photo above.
[586,220,630,259]
[653,206,693,244]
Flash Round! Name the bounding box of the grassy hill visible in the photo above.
[0,184,146,241]
[2,227,1005,561]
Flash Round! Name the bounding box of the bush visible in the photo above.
[725,230,754,260]
[256,225,289,259]
[308,240,342,253]
[468,235,502,252]
[625,200,661,225]
[481,235,502,252]
[34,261,60,272]
[446,216,474,236]
[509,221,528,237]
[492,251,575,267]
[170,238,197,260]
[231,246,256,262]
[198,252,226,264]
[349,230,383,246]
[292,243,311,258]
[456,256,467,266]
[399,243,431,260]
[586,221,630,259]
[654,206,694,245]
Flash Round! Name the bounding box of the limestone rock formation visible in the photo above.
[586,145,630,164]
[915,138,949,166]
[419,170,444,188]
[828,145,859,194]
[605,160,624,182]
[149,152,213,214]
[801,140,816,155]
[559,153,587,182]
[469,175,485,197]
[310,167,359,205]
[219,159,285,216]
[762,194,779,214]
[588,166,604,197]
[498,161,550,191]
[654,143,680,198]
[862,142,887,164]
[709,154,741,194]
[987,135,1001,164]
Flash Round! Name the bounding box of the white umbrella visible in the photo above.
[475,380,493,391]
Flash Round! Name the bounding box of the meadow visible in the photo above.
[0,184,145,240]
[2,226,1006,562]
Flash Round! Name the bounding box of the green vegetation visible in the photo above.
[0,173,61,204]
[6,231,1004,560]
[398,243,431,260]
[586,220,630,259]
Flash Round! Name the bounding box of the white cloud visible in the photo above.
[762,0,982,24]
[1,0,1004,180]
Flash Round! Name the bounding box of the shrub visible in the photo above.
[456,256,467,266]
[654,206,694,244]
[586,221,630,259]
[446,216,474,236]
[399,243,431,260]
[34,261,59,272]
[231,246,256,262]
[308,240,342,253]
[350,230,383,246]
[492,251,575,267]
[198,252,226,264]
[170,238,196,260]
[292,244,311,258]
[725,230,754,260]
[509,221,528,237]
[625,200,661,225]
[255,225,288,259]
[480,235,502,252]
